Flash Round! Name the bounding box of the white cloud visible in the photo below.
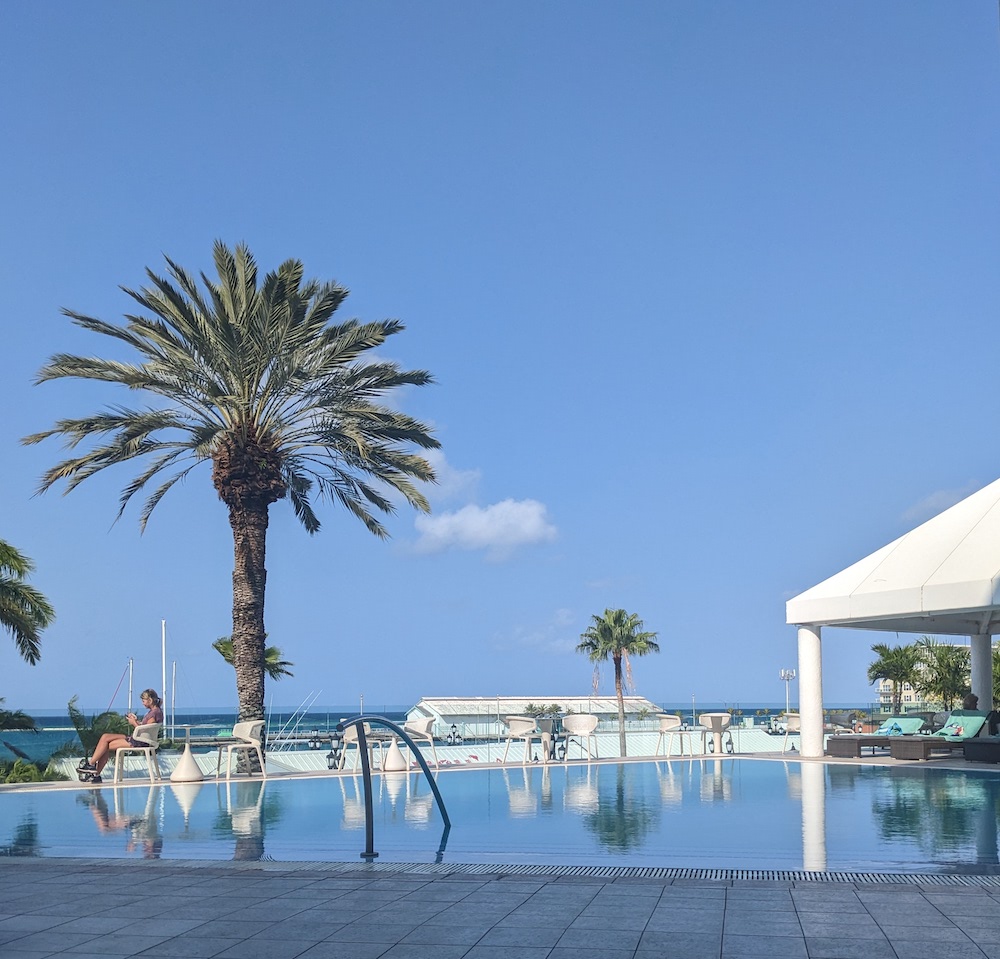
[424,449,480,504]
[901,481,981,527]
[494,608,577,653]
[414,498,557,559]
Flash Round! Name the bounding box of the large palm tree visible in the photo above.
[0,540,54,665]
[577,608,659,757]
[867,642,919,715]
[24,242,438,723]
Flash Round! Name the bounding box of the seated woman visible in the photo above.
[78,689,163,783]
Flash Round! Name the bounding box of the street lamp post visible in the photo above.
[780,668,796,717]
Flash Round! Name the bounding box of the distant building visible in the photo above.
[407,695,662,739]
[877,678,918,706]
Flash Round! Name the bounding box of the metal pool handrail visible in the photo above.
[335,714,451,862]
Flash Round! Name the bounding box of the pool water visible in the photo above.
[2,758,1000,873]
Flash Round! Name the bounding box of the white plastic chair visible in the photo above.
[782,714,800,753]
[561,714,599,762]
[112,723,162,784]
[501,716,540,764]
[402,716,439,766]
[338,722,375,771]
[654,714,689,757]
[215,720,266,780]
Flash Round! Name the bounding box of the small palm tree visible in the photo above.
[24,242,438,723]
[0,699,37,733]
[577,608,659,757]
[867,642,919,715]
[65,695,128,758]
[212,636,293,681]
[0,540,54,665]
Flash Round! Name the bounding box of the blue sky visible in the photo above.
[1,3,998,713]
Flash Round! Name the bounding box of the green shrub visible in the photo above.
[5,759,42,783]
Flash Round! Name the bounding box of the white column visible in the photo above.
[971,632,993,711]
[797,624,824,758]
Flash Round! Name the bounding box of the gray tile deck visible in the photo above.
[3,859,1000,958]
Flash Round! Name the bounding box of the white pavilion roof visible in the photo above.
[786,477,1000,635]
[410,695,661,720]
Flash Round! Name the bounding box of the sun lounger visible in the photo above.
[963,736,1000,763]
[889,710,987,761]
[825,717,926,758]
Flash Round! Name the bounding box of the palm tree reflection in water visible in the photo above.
[0,817,39,856]
[867,768,1000,866]
[582,764,658,852]
[214,780,275,862]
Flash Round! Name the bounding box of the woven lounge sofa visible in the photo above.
[825,717,926,758]
[888,710,987,761]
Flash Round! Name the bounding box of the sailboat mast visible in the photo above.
[161,620,166,714]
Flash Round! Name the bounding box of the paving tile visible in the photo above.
[724,902,796,916]
[874,923,970,943]
[723,916,802,936]
[5,931,101,952]
[400,923,491,945]
[796,917,885,939]
[332,920,423,943]
[921,895,996,915]
[864,910,952,926]
[570,911,650,930]
[0,915,70,933]
[645,913,724,934]
[250,919,348,941]
[380,945,479,959]
[804,937,897,959]
[721,933,807,958]
[556,926,642,950]
[639,929,724,955]
[135,937,245,958]
[550,949,635,959]
[212,938,314,959]
[295,943,391,959]
[459,948,550,959]
[196,919,271,939]
[477,924,563,947]
[890,944,987,959]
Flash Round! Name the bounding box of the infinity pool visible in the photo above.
[2,759,1000,873]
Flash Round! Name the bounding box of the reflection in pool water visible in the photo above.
[3,759,1000,872]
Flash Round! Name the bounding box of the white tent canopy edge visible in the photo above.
[786,477,1000,757]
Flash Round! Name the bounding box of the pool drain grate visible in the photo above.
[11,858,1000,886]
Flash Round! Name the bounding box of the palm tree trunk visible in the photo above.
[229,503,268,723]
[614,652,627,757]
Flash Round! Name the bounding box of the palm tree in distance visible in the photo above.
[0,539,55,665]
[577,608,659,757]
[914,636,970,711]
[213,636,293,681]
[867,642,919,715]
[24,242,439,723]
[0,700,37,733]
